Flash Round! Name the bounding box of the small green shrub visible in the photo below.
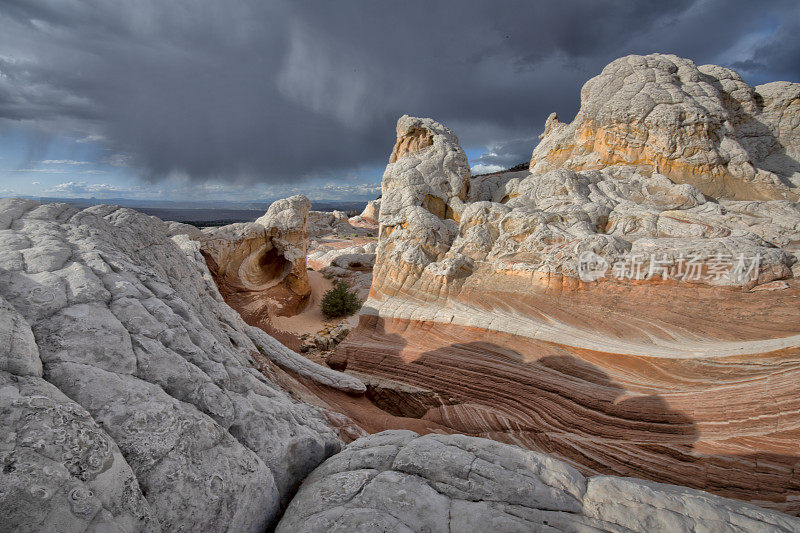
[321,281,361,318]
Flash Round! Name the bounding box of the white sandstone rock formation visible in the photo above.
[307,244,376,270]
[0,198,363,531]
[308,210,356,238]
[530,54,800,201]
[278,431,800,532]
[189,194,313,317]
[381,115,471,229]
[349,198,381,226]
[362,113,800,362]
[374,112,800,310]
[334,57,800,519]
[459,165,799,284]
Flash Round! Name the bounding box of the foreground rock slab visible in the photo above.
[0,198,363,531]
[278,431,800,533]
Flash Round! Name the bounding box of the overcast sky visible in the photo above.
[1,0,798,202]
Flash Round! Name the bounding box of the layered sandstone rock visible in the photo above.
[530,54,800,201]
[371,114,799,301]
[334,96,800,513]
[278,431,800,532]
[185,195,313,335]
[350,198,381,225]
[0,198,363,531]
[183,196,377,350]
[2,194,798,529]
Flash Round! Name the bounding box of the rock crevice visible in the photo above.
[278,431,800,532]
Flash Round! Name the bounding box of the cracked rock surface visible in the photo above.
[376,113,800,293]
[277,431,800,533]
[0,197,360,531]
[333,54,800,518]
[530,53,799,201]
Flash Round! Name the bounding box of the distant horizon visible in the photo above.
[0,194,374,227]
[2,194,375,208]
[0,145,508,203]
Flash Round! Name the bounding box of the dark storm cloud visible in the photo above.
[0,0,798,183]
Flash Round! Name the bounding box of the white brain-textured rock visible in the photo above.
[380,114,471,227]
[0,372,160,532]
[530,54,800,201]
[0,197,362,531]
[308,209,356,238]
[278,431,800,533]
[333,62,800,518]
[375,114,800,296]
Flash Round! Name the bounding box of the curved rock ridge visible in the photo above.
[369,114,800,352]
[0,197,364,531]
[182,195,313,333]
[335,317,800,514]
[353,198,380,225]
[277,431,800,532]
[530,54,800,201]
[334,102,800,513]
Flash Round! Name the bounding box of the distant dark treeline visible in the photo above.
[472,161,529,177]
